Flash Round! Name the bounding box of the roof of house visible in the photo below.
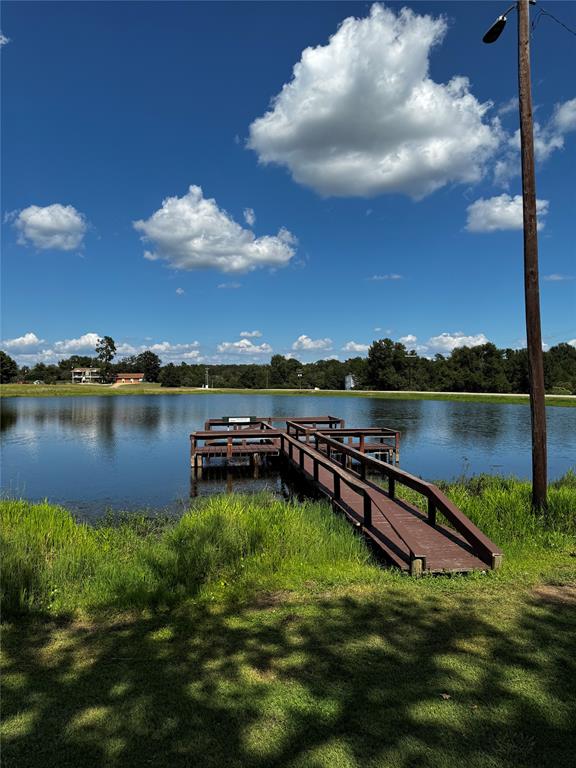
[72,368,100,372]
[115,372,145,377]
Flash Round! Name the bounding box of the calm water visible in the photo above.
[1,394,574,519]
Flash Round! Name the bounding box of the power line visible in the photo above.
[532,7,576,38]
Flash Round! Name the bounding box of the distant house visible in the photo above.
[114,373,145,384]
[344,373,356,391]
[71,368,101,383]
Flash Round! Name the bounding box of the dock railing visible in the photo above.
[310,432,503,570]
[286,421,400,463]
[279,430,428,575]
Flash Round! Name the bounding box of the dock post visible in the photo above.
[427,498,436,527]
[363,490,372,528]
[410,558,423,577]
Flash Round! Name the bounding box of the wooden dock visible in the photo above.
[190,416,502,575]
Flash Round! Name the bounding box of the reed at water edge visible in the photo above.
[1,473,575,617]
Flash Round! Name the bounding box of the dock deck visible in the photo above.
[190,416,502,575]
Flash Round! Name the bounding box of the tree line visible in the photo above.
[1,337,575,394]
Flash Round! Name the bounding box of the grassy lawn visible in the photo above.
[1,382,575,407]
[2,480,576,768]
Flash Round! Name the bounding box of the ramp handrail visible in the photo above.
[312,432,502,568]
[280,431,427,573]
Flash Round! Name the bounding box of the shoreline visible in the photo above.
[1,382,575,406]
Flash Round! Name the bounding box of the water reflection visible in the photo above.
[1,394,574,518]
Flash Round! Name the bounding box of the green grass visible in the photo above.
[2,382,575,406]
[0,494,376,616]
[2,481,576,768]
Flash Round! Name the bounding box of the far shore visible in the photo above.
[1,382,575,407]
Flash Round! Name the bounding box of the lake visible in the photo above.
[1,394,574,519]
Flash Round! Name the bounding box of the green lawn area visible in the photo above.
[2,481,576,768]
[1,382,575,407]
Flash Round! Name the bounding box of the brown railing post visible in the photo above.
[333,472,340,501]
[389,476,395,499]
[299,446,305,470]
[313,459,319,482]
[428,498,437,526]
[227,435,233,459]
[363,490,372,528]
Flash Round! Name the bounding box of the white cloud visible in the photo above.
[342,341,369,353]
[217,339,272,355]
[498,96,518,116]
[568,339,576,349]
[249,4,500,200]
[53,332,100,355]
[0,32,10,46]
[175,287,185,295]
[426,332,489,354]
[553,98,576,134]
[240,330,262,338]
[118,340,202,363]
[243,207,256,226]
[12,204,87,251]
[292,335,333,351]
[217,282,242,289]
[1,332,45,351]
[543,274,574,282]
[368,274,403,281]
[398,334,418,346]
[134,185,296,273]
[465,194,549,232]
[495,98,576,185]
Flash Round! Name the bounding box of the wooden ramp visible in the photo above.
[190,416,502,575]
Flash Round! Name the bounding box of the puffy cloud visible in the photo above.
[11,204,87,251]
[396,332,489,356]
[495,98,576,185]
[175,287,185,295]
[465,194,549,232]
[240,330,262,338]
[134,185,296,273]
[1,332,45,351]
[568,339,576,349]
[217,282,242,289]
[292,335,333,351]
[498,97,518,116]
[342,341,369,353]
[249,4,500,200]
[426,332,489,354]
[217,339,272,354]
[243,208,256,226]
[53,332,100,354]
[553,98,576,134]
[148,340,200,355]
[368,273,403,281]
[0,32,10,46]
[543,274,574,282]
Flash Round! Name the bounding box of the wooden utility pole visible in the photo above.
[517,0,547,508]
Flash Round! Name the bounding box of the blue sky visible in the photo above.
[1,0,574,366]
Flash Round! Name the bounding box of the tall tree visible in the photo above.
[0,351,18,383]
[134,351,162,382]
[95,336,116,383]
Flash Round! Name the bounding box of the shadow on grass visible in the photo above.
[2,587,575,768]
